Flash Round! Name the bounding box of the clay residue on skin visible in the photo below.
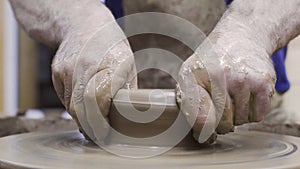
[9,0,300,145]
[9,0,138,142]
[178,0,300,143]
[82,39,137,141]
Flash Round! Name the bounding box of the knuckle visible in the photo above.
[231,72,247,89]
[51,63,61,76]
[63,63,74,77]
[217,121,234,134]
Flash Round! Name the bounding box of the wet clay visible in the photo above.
[108,89,201,147]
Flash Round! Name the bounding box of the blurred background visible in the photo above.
[0,0,63,117]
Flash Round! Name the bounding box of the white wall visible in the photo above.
[3,0,19,116]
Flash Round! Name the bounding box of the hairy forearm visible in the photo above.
[9,0,114,47]
[210,0,300,56]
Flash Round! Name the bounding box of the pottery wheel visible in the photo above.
[0,130,300,169]
[1,89,300,169]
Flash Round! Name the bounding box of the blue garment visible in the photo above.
[105,0,124,19]
[272,47,290,93]
[226,0,290,93]
[225,0,233,5]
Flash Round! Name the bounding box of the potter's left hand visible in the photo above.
[177,35,276,143]
[178,0,300,143]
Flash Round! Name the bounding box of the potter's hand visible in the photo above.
[9,0,137,141]
[178,36,276,143]
[52,27,136,142]
[178,0,300,143]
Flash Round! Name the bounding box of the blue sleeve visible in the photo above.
[105,0,124,19]
[272,47,290,94]
[225,0,233,5]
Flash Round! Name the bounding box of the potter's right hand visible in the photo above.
[9,0,137,142]
[49,6,138,142]
[52,26,137,142]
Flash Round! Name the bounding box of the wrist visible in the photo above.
[62,3,116,43]
[209,27,270,62]
[213,0,300,56]
[209,14,275,57]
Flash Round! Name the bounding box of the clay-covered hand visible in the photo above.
[9,0,137,142]
[177,35,275,143]
[52,25,136,142]
[178,0,300,143]
[50,7,138,142]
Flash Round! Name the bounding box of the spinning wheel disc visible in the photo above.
[0,130,299,169]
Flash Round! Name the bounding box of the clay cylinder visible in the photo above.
[108,89,199,147]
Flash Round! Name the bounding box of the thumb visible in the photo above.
[179,82,217,143]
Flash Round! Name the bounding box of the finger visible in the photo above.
[52,54,92,139]
[68,101,95,141]
[216,92,234,134]
[122,42,138,90]
[69,47,115,142]
[72,41,135,142]
[71,65,100,142]
[84,70,112,142]
[233,89,251,125]
[69,90,98,141]
[180,82,217,143]
[51,71,65,107]
[53,58,99,141]
[204,132,218,144]
[251,86,274,122]
[84,54,135,142]
[127,62,138,89]
[52,63,80,122]
[193,86,217,143]
[98,40,137,90]
[62,64,74,111]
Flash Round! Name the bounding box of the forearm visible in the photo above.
[210,0,300,56]
[9,0,115,47]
